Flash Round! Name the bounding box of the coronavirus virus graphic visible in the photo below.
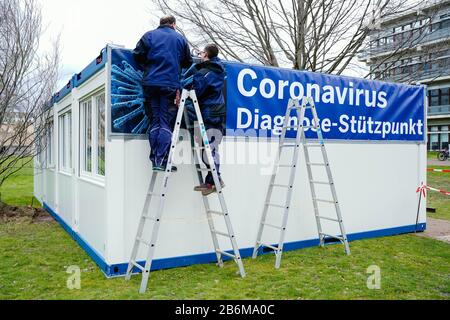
[111,60,149,134]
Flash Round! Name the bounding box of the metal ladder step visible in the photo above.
[212,230,233,238]
[310,180,333,185]
[131,261,145,272]
[307,162,327,166]
[271,183,291,188]
[320,233,344,241]
[208,210,225,216]
[265,202,287,209]
[280,144,298,148]
[196,167,212,172]
[142,215,158,221]
[314,198,337,204]
[305,144,323,148]
[216,250,236,259]
[278,164,294,168]
[137,237,152,247]
[147,192,162,197]
[263,222,283,230]
[317,216,340,222]
[260,243,279,251]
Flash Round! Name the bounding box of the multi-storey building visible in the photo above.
[359,0,450,150]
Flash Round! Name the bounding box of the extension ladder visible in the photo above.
[252,97,350,269]
[125,89,246,293]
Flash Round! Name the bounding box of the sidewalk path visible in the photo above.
[415,218,450,244]
[428,159,450,167]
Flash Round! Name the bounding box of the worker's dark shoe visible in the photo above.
[201,180,225,196]
[201,184,216,196]
[195,179,225,192]
[153,165,165,172]
[194,183,209,192]
[154,166,177,172]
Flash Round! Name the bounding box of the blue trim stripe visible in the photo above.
[43,203,111,276]
[74,48,107,88]
[43,202,426,278]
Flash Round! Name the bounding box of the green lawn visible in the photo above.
[0,159,40,207]
[0,219,449,300]
[427,165,450,221]
[427,151,439,160]
[0,159,449,300]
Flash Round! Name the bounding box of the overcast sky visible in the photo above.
[38,0,369,89]
[38,0,160,88]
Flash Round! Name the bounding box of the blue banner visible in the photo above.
[225,62,425,141]
[110,49,147,134]
[109,48,425,141]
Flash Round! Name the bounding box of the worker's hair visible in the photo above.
[204,44,219,59]
[160,15,176,26]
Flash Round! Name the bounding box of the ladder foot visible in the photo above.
[251,247,260,259]
[274,253,282,269]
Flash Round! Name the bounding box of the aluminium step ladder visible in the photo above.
[125,89,246,294]
[252,96,350,269]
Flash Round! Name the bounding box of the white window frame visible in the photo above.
[80,89,106,181]
[46,119,55,169]
[58,108,72,174]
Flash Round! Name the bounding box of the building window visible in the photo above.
[97,94,105,176]
[46,120,54,168]
[441,88,449,106]
[80,90,106,178]
[441,126,449,150]
[82,100,92,173]
[58,110,72,173]
[429,89,439,106]
[429,126,439,150]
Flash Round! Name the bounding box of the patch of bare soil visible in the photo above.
[0,201,53,223]
[415,218,450,244]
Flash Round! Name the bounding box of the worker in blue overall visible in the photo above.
[133,15,192,171]
[184,44,227,196]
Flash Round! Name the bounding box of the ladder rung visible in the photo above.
[265,202,287,209]
[289,105,313,110]
[147,192,162,197]
[137,237,151,246]
[142,215,157,221]
[193,146,205,151]
[283,125,298,129]
[260,243,280,251]
[321,233,344,241]
[317,216,340,222]
[280,144,298,148]
[307,162,327,166]
[197,168,211,172]
[212,230,232,238]
[310,180,332,185]
[302,125,317,129]
[278,164,294,168]
[263,222,283,230]
[131,261,145,272]
[216,250,236,259]
[208,210,224,216]
[271,183,290,188]
[314,198,337,204]
[305,144,323,148]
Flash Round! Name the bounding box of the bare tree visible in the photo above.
[153,0,411,74]
[0,0,59,188]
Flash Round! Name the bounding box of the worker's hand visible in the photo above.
[174,89,181,107]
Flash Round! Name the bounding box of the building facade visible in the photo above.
[359,0,450,150]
